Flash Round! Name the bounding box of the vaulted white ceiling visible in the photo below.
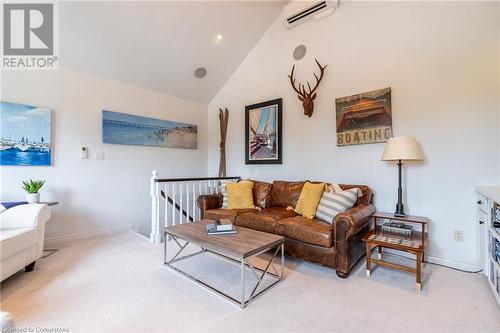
[60,1,285,104]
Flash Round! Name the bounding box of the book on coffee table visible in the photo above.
[205,220,237,235]
[215,219,233,231]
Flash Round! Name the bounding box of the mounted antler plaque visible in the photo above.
[288,58,327,118]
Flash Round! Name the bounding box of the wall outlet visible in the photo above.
[454,230,464,242]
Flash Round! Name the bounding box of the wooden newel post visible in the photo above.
[150,170,161,244]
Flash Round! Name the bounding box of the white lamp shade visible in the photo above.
[381,136,424,161]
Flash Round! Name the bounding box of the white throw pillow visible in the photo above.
[316,188,360,223]
[0,205,6,214]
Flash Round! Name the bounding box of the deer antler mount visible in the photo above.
[288,58,327,118]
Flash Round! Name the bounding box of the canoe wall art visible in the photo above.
[102,110,197,149]
[335,87,393,146]
[0,101,52,166]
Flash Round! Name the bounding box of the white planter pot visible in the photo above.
[26,193,40,203]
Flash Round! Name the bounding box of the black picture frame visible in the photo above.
[245,98,282,165]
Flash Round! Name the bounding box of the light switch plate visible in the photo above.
[94,152,105,161]
[80,146,88,159]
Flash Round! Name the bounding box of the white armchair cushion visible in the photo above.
[0,204,51,229]
[0,228,38,260]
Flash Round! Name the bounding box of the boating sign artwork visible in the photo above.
[335,87,392,146]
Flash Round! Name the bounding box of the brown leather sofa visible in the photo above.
[197,180,375,278]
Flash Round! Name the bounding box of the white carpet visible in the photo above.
[1,232,499,332]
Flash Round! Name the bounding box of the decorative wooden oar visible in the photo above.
[218,108,229,177]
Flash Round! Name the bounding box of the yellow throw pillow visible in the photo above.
[226,181,256,209]
[294,182,326,219]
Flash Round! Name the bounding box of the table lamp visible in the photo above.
[381,136,424,217]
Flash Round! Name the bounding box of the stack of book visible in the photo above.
[205,219,237,235]
[381,221,413,238]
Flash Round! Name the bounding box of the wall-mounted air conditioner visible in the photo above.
[283,0,340,29]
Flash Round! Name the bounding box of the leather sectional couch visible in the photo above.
[197,180,375,278]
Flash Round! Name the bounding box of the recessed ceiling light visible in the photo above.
[216,34,223,41]
[194,67,207,79]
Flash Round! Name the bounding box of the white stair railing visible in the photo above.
[150,170,240,244]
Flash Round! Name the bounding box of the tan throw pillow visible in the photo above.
[226,181,256,209]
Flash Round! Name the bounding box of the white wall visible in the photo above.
[1,67,208,239]
[208,1,500,268]
[498,16,500,185]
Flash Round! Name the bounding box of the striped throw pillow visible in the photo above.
[315,188,360,223]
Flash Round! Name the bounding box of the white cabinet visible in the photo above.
[477,208,487,270]
[476,186,500,307]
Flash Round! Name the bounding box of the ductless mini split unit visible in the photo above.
[283,0,340,29]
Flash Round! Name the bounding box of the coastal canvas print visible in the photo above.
[0,101,52,166]
[335,87,393,146]
[245,98,282,164]
[102,110,197,149]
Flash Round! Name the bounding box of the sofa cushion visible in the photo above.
[234,207,297,233]
[0,227,38,260]
[204,208,257,222]
[275,216,333,248]
[269,181,305,208]
[252,180,273,209]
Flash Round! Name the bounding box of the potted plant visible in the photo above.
[22,179,45,203]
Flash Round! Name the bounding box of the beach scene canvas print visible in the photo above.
[102,110,197,149]
[0,101,52,166]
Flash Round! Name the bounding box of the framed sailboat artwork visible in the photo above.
[0,101,52,166]
[245,98,282,165]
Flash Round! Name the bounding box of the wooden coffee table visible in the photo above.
[164,220,285,308]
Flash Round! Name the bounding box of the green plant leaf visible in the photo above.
[22,179,45,193]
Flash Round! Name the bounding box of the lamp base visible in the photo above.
[394,202,405,218]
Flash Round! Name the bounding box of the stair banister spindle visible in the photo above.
[164,183,170,228]
[192,181,196,221]
[172,182,176,226]
[150,170,160,244]
[198,181,201,219]
[177,183,182,224]
[185,182,189,224]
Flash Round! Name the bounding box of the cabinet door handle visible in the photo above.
[479,221,485,224]
[477,200,482,205]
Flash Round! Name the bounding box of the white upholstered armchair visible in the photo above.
[0,204,51,281]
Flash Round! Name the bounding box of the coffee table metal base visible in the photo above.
[163,232,284,308]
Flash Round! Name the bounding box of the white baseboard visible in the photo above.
[44,224,132,247]
[382,248,482,272]
[128,229,151,242]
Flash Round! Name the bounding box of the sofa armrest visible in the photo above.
[333,204,375,238]
[196,194,223,219]
[333,204,375,278]
[0,204,51,229]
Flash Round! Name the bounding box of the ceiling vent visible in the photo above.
[283,0,339,29]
